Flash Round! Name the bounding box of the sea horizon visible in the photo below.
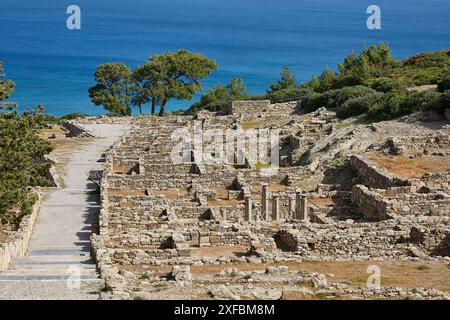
[1,0,449,116]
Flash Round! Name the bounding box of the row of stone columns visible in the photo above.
[243,184,308,222]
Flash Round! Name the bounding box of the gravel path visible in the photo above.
[0,124,129,300]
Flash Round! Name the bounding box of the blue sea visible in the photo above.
[0,0,449,115]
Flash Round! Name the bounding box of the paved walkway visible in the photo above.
[0,124,129,300]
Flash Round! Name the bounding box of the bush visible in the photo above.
[187,78,250,115]
[366,89,408,120]
[402,90,442,114]
[0,107,54,227]
[266,87,313,103]
[302,86,376,113]
[334,85,377,108]
[370,77,406,93]
[337,92,384,118]
[437,75,450,92]
[303,90,337,113]
[441,90,450,107]
[365,89,448,121]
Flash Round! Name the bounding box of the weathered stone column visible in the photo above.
[288,194,296,217]
[261,183,269,220]
[295,189,302,220]
[220,208,227,222]
[272,194,280,221]
[244,195,253,222]
[299,196,308,222]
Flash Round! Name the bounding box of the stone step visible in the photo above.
[9,260,96,271]
[0,269,100,281]
[27,247,92,256]
[0,275,101,281]
[12,254,93,263]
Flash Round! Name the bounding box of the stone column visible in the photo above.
[261,183,269,221]
[288,194,296,217]
[295,189,302,220]
[220,208,227,222]
[272,194,280,221]
[299,196,308,222]
[244,195,253,222]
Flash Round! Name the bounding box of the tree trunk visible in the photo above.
[138,104,142,114]
[151,97,156,114]
[158,100,167,117]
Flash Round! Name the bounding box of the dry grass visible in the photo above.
[240,119,289,130]
[119,259,450,294]
[154,189,187,199]
[309,197,342,206]
[213,187,229,199]
[285,260,450,293]
[112,165,126,174]
[367,153,450,179]
[191,246,248,258]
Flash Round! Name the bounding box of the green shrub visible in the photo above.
[266,87,313,103]
[366,88,448,121]
[187,78,251,115]
[303,90,337,113]
[437,75,450,92]
[370,77,406,93]
[366,89,409,120]
[302,86,376,113]
[337,92,384,118]
[334,85,377,107]
[402,90,443,114]
[0,108,54,227]
[440,90,450,106]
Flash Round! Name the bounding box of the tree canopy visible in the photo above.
[89,50,217,116]
[188,78,250,114]
[141,50,217,116]
[269,65,297,92]
[88,62,133,116]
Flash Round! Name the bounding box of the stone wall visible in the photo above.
[0,193,42,270]
[62,121,94,138]
[351,185,394,221]
[350,155,411,189]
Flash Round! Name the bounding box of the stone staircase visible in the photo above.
[0,246,100,281]
[0,124,130,299]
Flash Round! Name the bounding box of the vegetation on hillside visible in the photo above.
[189,43,450,120]
[0,62,53,228]
[186,78,251,115]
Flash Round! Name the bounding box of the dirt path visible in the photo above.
[0,124,129,300]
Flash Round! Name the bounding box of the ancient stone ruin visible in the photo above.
[89,101,450,300]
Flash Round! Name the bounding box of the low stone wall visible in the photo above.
[0,193,42,270]
[350,155,410,189]
[351,185,394,221]
[76,116,136,125]
[62,121,94,138]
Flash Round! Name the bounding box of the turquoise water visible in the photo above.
[0,0,449,115]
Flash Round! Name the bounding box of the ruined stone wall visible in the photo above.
[62,121,94,138]
[350,155,411,189]
[351,185,394,221]
[0,193,42,270]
